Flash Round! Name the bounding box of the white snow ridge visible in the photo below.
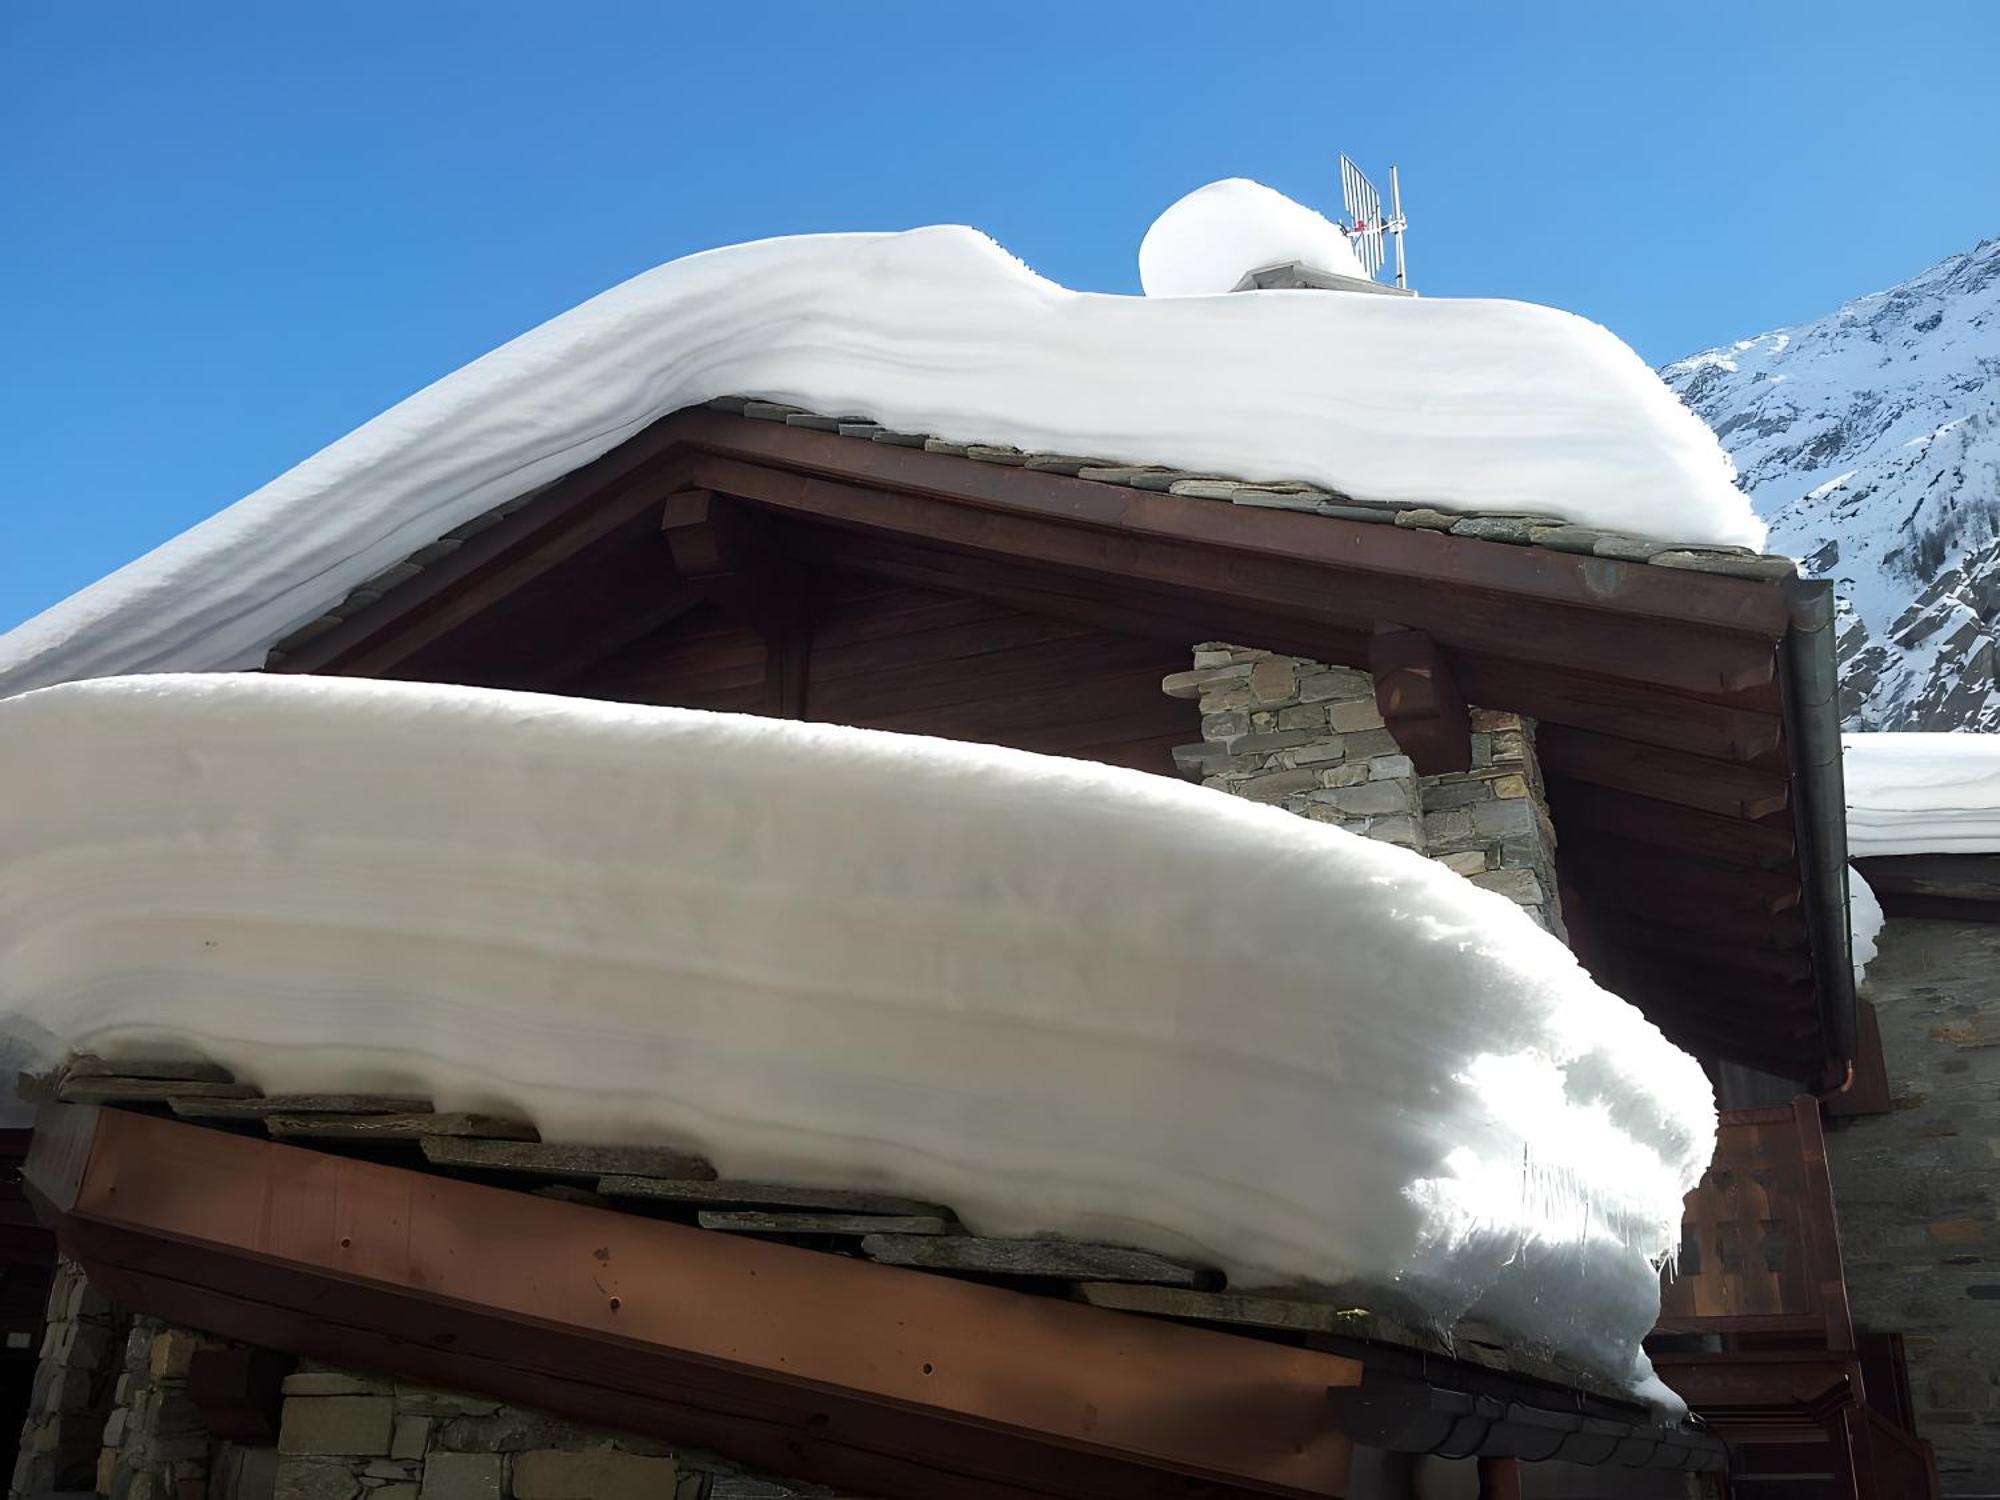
[1845,731,2000,857]
[0,674,1718,1407]
[0,190,1758,699]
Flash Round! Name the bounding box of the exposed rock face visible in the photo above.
[1662,237,2000,730]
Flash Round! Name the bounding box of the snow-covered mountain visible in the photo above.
[1662,237,2000,730]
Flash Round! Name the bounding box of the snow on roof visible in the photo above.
[1139,177,1367,294]
[1845,731,2000,857]
[0,673,1715,1405]
[1,189,1763,699]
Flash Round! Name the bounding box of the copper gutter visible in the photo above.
[25,1104,1359,1500]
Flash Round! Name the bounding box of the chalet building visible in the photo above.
[2,390,1981,1500]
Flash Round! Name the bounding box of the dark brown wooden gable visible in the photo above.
[567,575,1195,777]
[269,405,1848,1086]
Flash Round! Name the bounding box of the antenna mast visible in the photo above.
[1388,165,1406,290]
[1339,154,1409,290]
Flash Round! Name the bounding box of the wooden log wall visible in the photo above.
[562,574,1198,777]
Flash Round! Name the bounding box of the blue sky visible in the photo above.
[5,1,1998,632]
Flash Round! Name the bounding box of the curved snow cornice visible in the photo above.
[0,671,1718,1404]
[0,226,1762,698]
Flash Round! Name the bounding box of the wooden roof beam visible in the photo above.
[1539,729,1792,822]
[669,410,1796,640]
[688,452,1783,703]
[661,489,814,718]
[24,1105,1362,1500]
[1368,627,1470,776]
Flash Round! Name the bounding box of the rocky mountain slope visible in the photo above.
[1661,237,2000,730]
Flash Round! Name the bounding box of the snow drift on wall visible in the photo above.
[1849,865,1884,983]
[1845,731,2000,857]
[0,190,1758,700]
[0,673,1717,1405]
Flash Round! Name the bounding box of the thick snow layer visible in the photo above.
[0,674,1716,1403]
[1849,866,1883,984]
[1138,177,1366,295]
[1845,731,2000,856]
[1,210,1759,699]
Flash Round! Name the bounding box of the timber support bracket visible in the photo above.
[661,488,813,717]
[1369,625,1471,776]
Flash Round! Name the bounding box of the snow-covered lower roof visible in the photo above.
[1845,731,2000,857]
[0,672,1716,1405]
[1,214,1768,700]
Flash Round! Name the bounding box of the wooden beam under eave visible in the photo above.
[1368,626,1471,776]
[24,1106,1360,1500]
[1545,783,1797,870]
[690,453,1783,704]
[1561,836,1804,917]
[661,489,816,719]
[275,439,698,677]
[665,409,1797,640]
[1538,728,1792,822]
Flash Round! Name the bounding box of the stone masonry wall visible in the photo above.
[12,1261,281,1500]
[1826,914,2000,1493]
[97,1315,233,1500]
[1165,644,1563,937]
[11,1256,121,1498]
[272,1361,839,1500]
[11,1266,850,1500]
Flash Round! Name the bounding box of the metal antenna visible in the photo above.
[1339,155,1409,290]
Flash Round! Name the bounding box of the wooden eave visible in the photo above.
[25,1102,1356,1500]
[25,1103,1730,1496]
[268,406,1847,1082]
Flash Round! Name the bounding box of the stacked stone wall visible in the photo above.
[1826,914,2000,1492]
[95,1315,235,1500]
[11,1264,846,1500]
[10,1257,121,1498]
[1165,644,1562,935]
[271,1361,833,1500]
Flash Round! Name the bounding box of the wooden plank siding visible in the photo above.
[563,574,1199,777]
